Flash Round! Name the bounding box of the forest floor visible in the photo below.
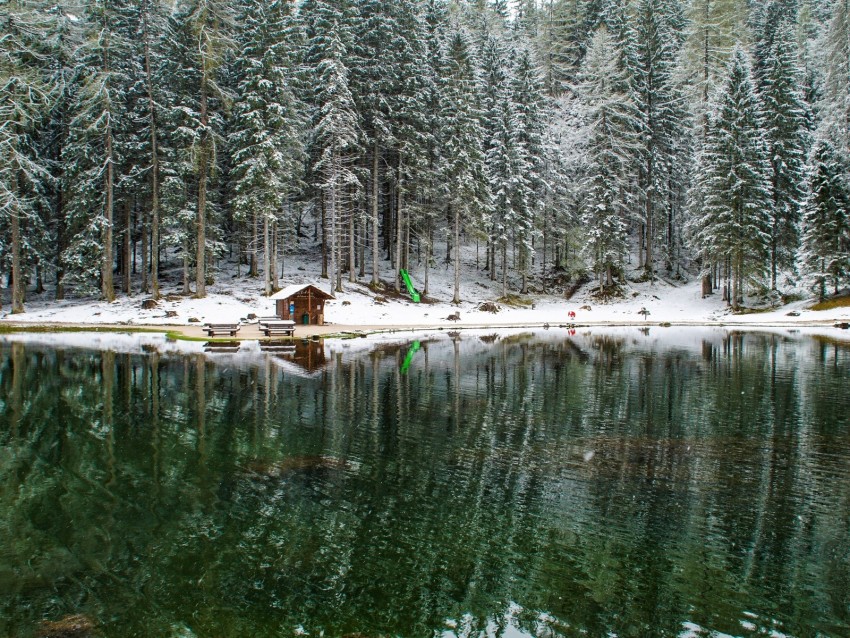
[1,242,849,340]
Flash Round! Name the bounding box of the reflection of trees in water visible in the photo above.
[0,333,848,637]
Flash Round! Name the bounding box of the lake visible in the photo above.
[1,328,848,638]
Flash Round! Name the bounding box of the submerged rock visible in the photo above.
[37,614,95,638]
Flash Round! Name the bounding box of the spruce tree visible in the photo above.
[800,139,850,299]
[443,29,489,304]
[0,0,54,312]
[577,26,641,290]
[231,0,304,297]
[511,46,547,294]
[419,0,451,297]
[386,0,430,292]
[821,0,850,155]
[351,0,394,287]
[63,0,132,301]
[310,24,360,294]
[164,0,235,298]
[633,0,687,279]
[133,0,170,298]
[760,25,810,290]
[688,47,772,309]
[479,32,510,284]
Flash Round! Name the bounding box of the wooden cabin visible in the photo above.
[270,284,333,326]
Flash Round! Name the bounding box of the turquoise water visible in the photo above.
[1,329,848,637]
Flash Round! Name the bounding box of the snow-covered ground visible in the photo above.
[1,242,848,331]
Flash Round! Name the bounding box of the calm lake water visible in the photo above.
[1,328,848,638]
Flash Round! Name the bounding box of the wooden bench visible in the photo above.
[261,320,295,337]
[257,316,283,328]
[203,323,241,337]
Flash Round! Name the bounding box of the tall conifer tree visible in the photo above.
[689,47,772,308]
[801,139,850,299]
[760,25,810,289]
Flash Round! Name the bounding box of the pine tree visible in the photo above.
[62,0,132,301]
[478,32,509,284]
[688,47,773,309]
[821,0,850,155]
[133,0,170,298]
[351,0,395,287]
[800,138,850,299]
[310,22,360,294]
[385,0,430,292]
[681,0,749,129]
[760,24,810,289]
[511,46,547,294]
[487,80,523,297]
[0,0,54,313]
[163,0,235,298]
[577,26,641,290]
[35,4,81,302]
[117,0,168,297]
[443,29,489,304]
[231,0,304,297]
[537,0,586,94]
[419,0,451,297]
[633,0,688,279]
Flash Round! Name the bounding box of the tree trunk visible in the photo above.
[141,214,149,294]
[349,202,356,283]
[395,157,403,293]
[251,211,259,277]
[142,7,160,299]
[195,81,209,298]
[35,262,44,294]
[55,165,66,300]
[11,170,24,314]
[730,255,739,310]
[424,226,431,297]
[501,242,507,298]
[123,196,132,294]
[644,188,653,280]
[182,238,192,295]
[263,214,271,296]
[102,121,116,302]
[329,151,341,293]
[701,272,712,298]
[271,218,279,290]
[196,149,207,297]
[403,197,410,272]
[371,144,380,286]
[321,197,328,279]
[358,213,366,278]
[770,218,778,291]
[452,203,461,304]
[521,239,528,294]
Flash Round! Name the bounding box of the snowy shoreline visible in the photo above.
[1,317,848,341]
[2,245,849,341]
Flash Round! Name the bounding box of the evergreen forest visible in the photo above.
[1,0,849,313]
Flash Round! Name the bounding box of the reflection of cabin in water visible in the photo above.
[289,339,327,372]
[270,284,333,325]
[263,339,328,375]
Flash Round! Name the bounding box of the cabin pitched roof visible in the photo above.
[270,283,334,301]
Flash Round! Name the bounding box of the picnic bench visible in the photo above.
[203,322,241,337]
[261,320,295,337]
[257,316,283,328]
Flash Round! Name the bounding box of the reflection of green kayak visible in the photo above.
[400,341,421,374]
